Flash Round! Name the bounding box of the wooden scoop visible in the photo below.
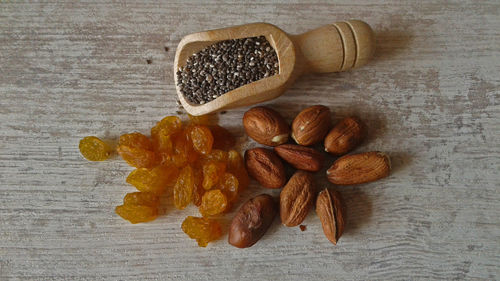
[174,20,375,116]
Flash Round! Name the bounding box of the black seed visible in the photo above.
[177,36,279,104]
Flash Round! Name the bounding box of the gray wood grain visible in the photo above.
[1,1,499,280]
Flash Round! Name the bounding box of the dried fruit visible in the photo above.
[151,116,182,138]
[123,192,160,207]
[173,165,195,210]
[115,192,159,224]
[115,204,158,224]
[210,125,236,150]
[192,168,205,206]
[316,189,345,245]
[243,106,289,146]
[202,161,226,190]
[79,136,112,161]
[227,150,249,191]
[117,133,157,168]
[280,171,315,227]
[274,144,324,172]
[291,105,331,146]
[189,125,214,155]
[216,173,239,202]
[201,149,228,163]
[182,216,222,247]
[228,194,277,248]
[199,189,228,217]
[126,164,179,195]
[326,151,390,185]
[245,147,286,189]
[324,117,364,155]
[171,130,198,167]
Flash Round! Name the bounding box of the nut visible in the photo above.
[280,171,315,227]
[291,105,331,146]
[228,194,277,248]
[243,106,289,146]
[274,144,324,172]
[245,147,286,189]
[324,117,364,155]
[326,151,390,185]
[316,188,344,245]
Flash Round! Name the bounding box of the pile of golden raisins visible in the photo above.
[79,114,249,247]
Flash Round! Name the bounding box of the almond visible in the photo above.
[243,106,289,146]
[280,171,315,227]
[228,194,277,248]
[291,105,331,146]
[274,144,324,172]
[316,188,345,245]
[245,147,286,189]
[324,117,364,155]
[326,151,390,185]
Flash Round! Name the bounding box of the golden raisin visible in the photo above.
[199,189,228,217]
[79,136,112,161]
[127,164,179,195]
[171,130,198,168]
[152,129,174,155]
[151,116,182,138]
[227,150,250,191]
[189,125,214,155]
[181,216,222,247]
[210,125,236,150]
[117,133,157,168]
[173,165,195,210]
[216,173,239,202]
[115,204,158,224]
[202,161,226,190]
[202,149,229,163]
[123,192,159,207]
[192,168,205,206]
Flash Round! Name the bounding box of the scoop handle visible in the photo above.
[292,20,375,74]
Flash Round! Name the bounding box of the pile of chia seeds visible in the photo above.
[176,36,279,105]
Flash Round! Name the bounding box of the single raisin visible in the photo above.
[79,136,112,161]
[123,192,160,207]
[216,173,239,202]
[181,216,222,247]
[189,125,214,155]
[115,204,158,224]
[173,165,195,210]
[151,116,182,138]
[117,133,157,168]
[192,168,205,206]
[199,189,228,217]
[202,161,226,190]
[227,150,250,191]
[126,164,179,195]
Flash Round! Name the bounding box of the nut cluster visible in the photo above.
[177,36,279,105]
[230,105,391,248]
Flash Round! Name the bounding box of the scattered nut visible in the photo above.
[228,194,277,248]
[324,117,364,155]
[291,105,331,146]
[245,147,287,189]
[280,171,315,227]
[326,151,390,185]
[243,106,289,146]
[274,144,324,172]
[316,188,344,245]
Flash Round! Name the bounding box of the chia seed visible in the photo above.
[177,36,279,104]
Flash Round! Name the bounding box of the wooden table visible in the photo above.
[1,1,499,280]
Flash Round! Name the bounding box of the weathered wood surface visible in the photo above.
[1,1,499,280]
